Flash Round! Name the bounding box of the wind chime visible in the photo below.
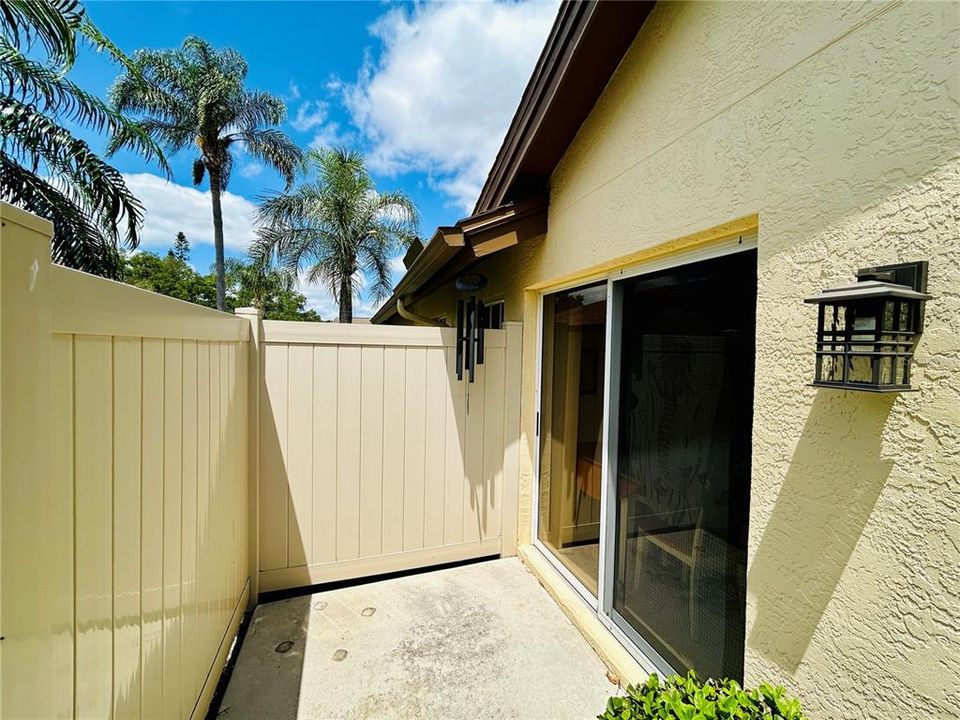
[454,271,487,383]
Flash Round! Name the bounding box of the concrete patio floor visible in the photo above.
[217,557,617,719]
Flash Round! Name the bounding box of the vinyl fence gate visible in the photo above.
[249,318,523,595]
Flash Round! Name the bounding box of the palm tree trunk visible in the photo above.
[338,279,352,323]
[209,167,227,311]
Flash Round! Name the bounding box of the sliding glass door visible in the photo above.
[536,243,757,680]
[609,250,756,681]
[537,283,607,596]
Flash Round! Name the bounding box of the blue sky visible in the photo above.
[70,1,557,317]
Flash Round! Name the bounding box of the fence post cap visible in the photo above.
[234,306,263,317]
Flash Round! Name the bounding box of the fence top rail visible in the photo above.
[51,264,250,342]
[262,320,511,348]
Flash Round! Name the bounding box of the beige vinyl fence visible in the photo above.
[1,203,524,718]
[253,319,522,593]
[0,204,252,719]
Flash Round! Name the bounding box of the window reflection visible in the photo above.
[538,283,607,595]
[613,251,756,680]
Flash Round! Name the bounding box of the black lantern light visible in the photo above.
[804,261,932,392]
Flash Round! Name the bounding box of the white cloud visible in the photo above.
[239,162,263,179]
[284,81,301,101]
[290,100,330,132]
[296,276,339,320]
[343,1,558,213]
[389,254,406,276]
[309,122,352,151]
[123,173,258,253]
[289,99,353,150]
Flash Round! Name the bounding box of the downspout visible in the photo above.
[396,297,443,326]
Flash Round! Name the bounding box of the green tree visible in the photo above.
[124,248,216,307]
[173,231,189,262]
[1,0,167,276]
[255,148,418,323]
[224,257,321,322]
[109,36,301,310]
[122,244,320,321]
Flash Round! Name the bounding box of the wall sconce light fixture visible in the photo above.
[804,261,932,392]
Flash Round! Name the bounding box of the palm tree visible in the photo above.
[255,148,418,323]
[223,255,322,322]
[109,36,301,310]
[224,254,293,311]
[1,0,167,276]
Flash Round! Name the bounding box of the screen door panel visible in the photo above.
[611,250,756,681]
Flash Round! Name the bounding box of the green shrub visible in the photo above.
[599,671,807,720]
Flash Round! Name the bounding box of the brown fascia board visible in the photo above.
[393,226,463,298]
[402,238,425,270]
[371,226,463,323]
[474,0,654,213]
[465,199,547,258]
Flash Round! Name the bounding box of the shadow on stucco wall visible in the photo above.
[747,389,896,673]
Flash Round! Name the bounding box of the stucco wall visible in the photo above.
[402,2,960,716]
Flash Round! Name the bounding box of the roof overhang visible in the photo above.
[474,0,655,213]
[372,0,655,324]
[371,199,547,324]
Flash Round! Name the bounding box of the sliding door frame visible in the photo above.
[531,232,758,675]
[532,286,602,609]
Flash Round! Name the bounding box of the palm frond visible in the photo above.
[232,89,285,130]
[0,0,81,65]
[0,154,125,277]
[237,128,301,187]
[1,96,144,246]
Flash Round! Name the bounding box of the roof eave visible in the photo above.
[371,200,547,324]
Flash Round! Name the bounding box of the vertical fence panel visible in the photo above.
[359,347,385,558]
[312,346,338,564]
[381,347,406,555]
[423,348,448,549]
[336,346,362,561]
[218,344,230,641]
[501,323,523,557]
[463,361,486,545]
[208,343,222,652]
[482,347,506,541]
[163,339,183,719]
[49,334,76,717]
[181,339,199,712]
[195,341,211,690]
[256,323,519,593]
[443,344,467,546]
[141,338,165,719]
[287,345,313,568]
[402,348,427,551]
[113,337,143,718]
[74,335,114,717]
[260,345,288,570]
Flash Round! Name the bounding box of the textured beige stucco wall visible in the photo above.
[403,2,960,716]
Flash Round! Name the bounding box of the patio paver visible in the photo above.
[218,557,617,719]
